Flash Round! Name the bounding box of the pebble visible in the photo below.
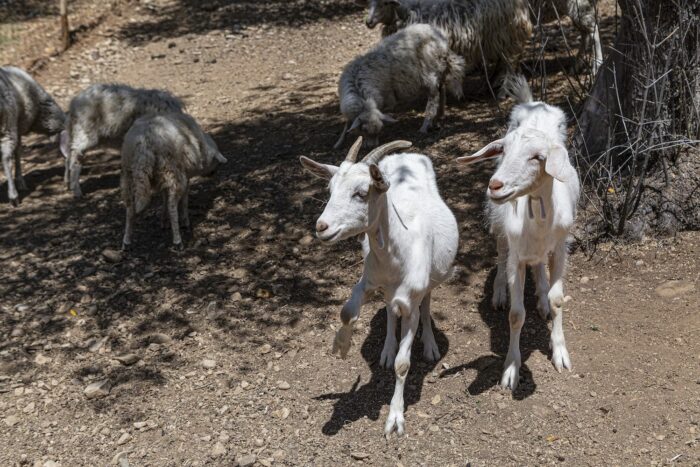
[117,432,131,445]
[351,452,370,460]
[102,248,123,263]
[202,359,217,369]
[580,276,590,284]
[4,415,19,427]
[240,380,250,389]
[655,280,695,298]
[237,454,256,467]
[260,344,272,354]
[111,451,129,467]
[133,421,148,429]
[254,438,264,447]
[10,326,24,337]
[431,394,441,405]
[114,354,139,366]
[149,333,172,344]
[231,292,242,302]
[277,380,291,390]
[84,380,111,399]
[23,402,35,414]
[43,461,59,467]
[35,353,52,365]
[299,234,314,246]
[211,442,227,458]
[272,449,286,461]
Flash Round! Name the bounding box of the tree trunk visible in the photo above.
[60,0,70,51]
[573,0,700,238]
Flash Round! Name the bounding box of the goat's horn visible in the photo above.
[345,136,363,163]
[361,140,412,166]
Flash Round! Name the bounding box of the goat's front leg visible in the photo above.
[501,254,525,391]
[179,183,190,230]
[2,134,19,206]
[590,24,603,75]
[332,276,371,359]
[14,137,26,191]
[534,263,551,320]
[385,295,420,437]
[492,234,508,309]
[167,187,184,250]
[548,242,571,372]
[420,292,440,361]
[419,87,441,134]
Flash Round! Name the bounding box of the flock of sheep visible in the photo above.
[0,0,603,438]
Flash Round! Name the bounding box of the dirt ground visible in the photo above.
[1,1,698,466]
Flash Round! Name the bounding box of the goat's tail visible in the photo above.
[501,73,533,104]
[122,146,154,215]
[444,52,466,99]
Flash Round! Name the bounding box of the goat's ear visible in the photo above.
[379,112,397,124]
[299,156,338,180]
[545,144,573,182]
[369,163,390,192]
[347,117,362,135]
[456,138,504,165]
[59,130,69,159]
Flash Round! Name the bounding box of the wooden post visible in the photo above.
[60,0,70,51]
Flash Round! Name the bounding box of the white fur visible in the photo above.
[457,76,580,391]
[301,145,458,436]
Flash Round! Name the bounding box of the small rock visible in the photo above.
[272,449,286,461]
[237,454,256,467]
[43,461,59,467]
[102,248,123,263]
[298,234,314,246]
[10,326,24,337]
[15,304,30,312]
[149,333,172,344]
[23,402,35,414]
[429,424,439,432]
[260,344,272,354]
[84,380,111,399]
[580,276,590,284]
[202,359,217,369]
[282,72,294,80]
[590,391,597,397]
[114,354,139,366]
[35,354,52,365]
[117,432,131,445]
[240,380,250,389]
[4,415,19,427]
[231,292,242,302]
[635,259,644,267]
[431,394,441,405]
[655,280,695,298]
[111,451,129,467]
[211,442,227,458]
[133,421,148,429]
[351,452,370,460]
[89,336,109,352]
[277,380,291,390]
[254,438,264,447]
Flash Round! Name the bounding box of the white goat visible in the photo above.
[300,137,458,436]
[335,23,464,148]
[457,76,580,390]
[120,112,227,250]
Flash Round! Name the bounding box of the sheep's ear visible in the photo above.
[300,156,338,180]
[456,138,504,165]
[59,130,69,159]
[347,117,362,135]
[215,152,228,164]
[369,163,390,192]
[545,144,573,182]
[379,112,397,124]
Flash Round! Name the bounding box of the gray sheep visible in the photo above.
[336,23,465,148]
[365,0,532,82]
[61,84,185,198]
[0,66,65,206]
[120,112,227,250]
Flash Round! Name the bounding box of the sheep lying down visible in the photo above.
[120,112,227,250]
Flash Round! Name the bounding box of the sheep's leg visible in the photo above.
[2,134,19,206]
[437,85,446,120]
[179,183,190,230]
[385,296,420,437]
[548,242,571,372]
[492,234,508,309]
[420,292,440,361]
[501,254,525,391]
[14,137,26,191]
[380,302,398,369]
[534,263,551,320]
[419,88,441,134]
[167,188,184,250]
[122,205,134,250]
[333,275,372,359]
[160,192,168,229]
[68,150,84,198]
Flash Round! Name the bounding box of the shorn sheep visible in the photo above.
[335,23,464,148]
[300,137,458,436]
[365,0,532,80]
[457,75,580,390]
[61,83,184,198]
[120,112,227,250]
[0,66,65,206]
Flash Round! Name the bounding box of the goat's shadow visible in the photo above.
[315,305,448,436]
[443,267,552,400]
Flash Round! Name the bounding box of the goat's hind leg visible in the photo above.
[548,242,571,372]
[333,275,372,359]
[534,263,551,320]
[501,255,525,391]
[419,86,441,134]
[2,134,19,206]
[380,301,398,369]
[14,138,26,191]
[420,291,440,361]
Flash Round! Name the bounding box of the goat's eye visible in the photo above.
[353,191,368,200]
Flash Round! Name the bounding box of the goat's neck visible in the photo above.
[527,177,554,221]
[366,191,402,257]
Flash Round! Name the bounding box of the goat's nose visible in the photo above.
[489,179,504,191]
[316,220,329,233]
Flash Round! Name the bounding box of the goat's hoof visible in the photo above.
[500,362,520,391]
[72,189,83,199]
[9,197,19,207]
[491,288,508,310]
[121,242,131,252]
[384,410,405,437]
[422,337,440,362]
[172,242,184,252]
[551,344,571,373]
[15,178,28,191]
[537,301,551,321]
[379,341,397,369]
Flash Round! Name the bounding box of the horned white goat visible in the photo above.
[0,67,65,206]
[120,112,227,250]
[300,137,458,436]
[335,23,464,148]
[365,0,532,79]
[61,83,184,198]
[457,75,580,390]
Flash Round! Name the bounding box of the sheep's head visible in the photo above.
[201,132,228,175]
[300,137,411,243]
[347,108,397,148]
[457,129,574,204]
[366,0,400,28]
